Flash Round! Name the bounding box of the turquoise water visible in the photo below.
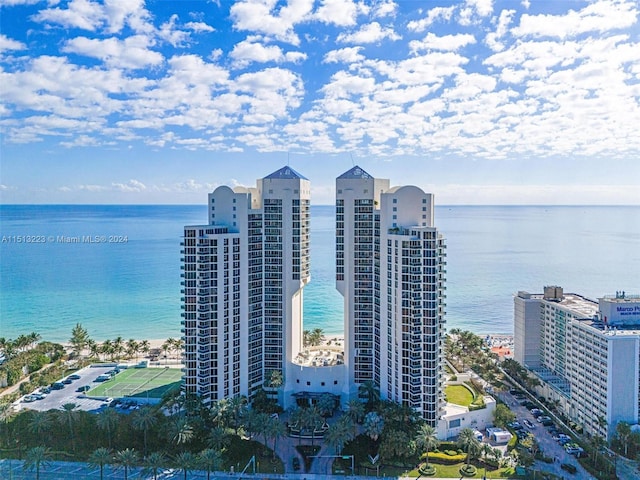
[1,205,638,342]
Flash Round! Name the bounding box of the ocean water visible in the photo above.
[1,205,638,342]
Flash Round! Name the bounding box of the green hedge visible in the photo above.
[423,451,466,465]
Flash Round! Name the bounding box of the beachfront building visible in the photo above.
[337,166,447,424]
[181,165,447,423]
[514,286,640,439]
[181,167,310,405]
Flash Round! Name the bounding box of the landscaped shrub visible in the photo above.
[424,451,466,465]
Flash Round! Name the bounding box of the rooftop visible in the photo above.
[264,166,308,180]
[337,165,372,179]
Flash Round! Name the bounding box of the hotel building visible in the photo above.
[182,166,446,424]
[514,286,640,439]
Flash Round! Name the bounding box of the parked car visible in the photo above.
[68,374,81,380]
[522,419,535,428]
[51,382,65,390]
[561,463,577,474]
[62,378,73,385]
[531,408,544,417]
[292,457,301,471]
[76,385,91,392]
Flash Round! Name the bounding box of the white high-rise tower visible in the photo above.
[182,165,445,423]
[337,166,446,424]
[181,166,310,405]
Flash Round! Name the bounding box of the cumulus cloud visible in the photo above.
[513,0,639,39]
[409,33,476,53]
[337,22,400,44]
[230,0,314,45]
[323,46,364,64]
[0,34,26,52]
[230,38,306,68]
[62,35,163,69]
[32,0,152,34]
[407,6,455,32]
[314,0,366,26]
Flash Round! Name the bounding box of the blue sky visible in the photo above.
[1,0,639,205]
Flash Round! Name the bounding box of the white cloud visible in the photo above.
[323,46,364,64]
[337,22,400,44]
[459,0,493,26]
[409,33,476,54]
[185,21,214,33]
[230,38,306,68]
[513,0,638,39]
[0,0,43,5]
[0,34,26,52]
[32,0,152,34]
[407,6,455,32]
[230,0,314,45]
[158,14,190,47]
[62,35,163,69]
[372,0,396,18]
[314,0,366,26]
[485,9,515,52]
[112,179,146,192]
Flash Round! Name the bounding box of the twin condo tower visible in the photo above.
[181,166,446,424]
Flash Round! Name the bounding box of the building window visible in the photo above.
[306,381,311,386]
[321,382,325,386]
[393,198,397,203]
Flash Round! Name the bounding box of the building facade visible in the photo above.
[336,166,446,424]
[181,167,310,405]
[514,287,640,439]
[182,165,446,423]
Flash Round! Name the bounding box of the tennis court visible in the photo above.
[88,367,181,399]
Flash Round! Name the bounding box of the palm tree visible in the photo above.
[100,339,113,361]
[28,411,52,443]
[27,332,41,349]
[345,399,365,428]
[115,448,139,480]
[140,339,150,358]
[96,407,119,449]
[267,417,287,459]
[208,426,232,450]
[415,424,439,469]
[0,403,15,448]
[300,405,323,446]
[23,446,50,480]
[198,448,222,480]
[457,428,480,469]
[169,417,194,448]
[358,380,380,410]
[60,403,78,450]
[132,406,158,454]
[87,339,100,359]
[363,411,384,442]
[616,421,632,457]
[162,338,174,364]
[143,452,166,480]
[316,393,336,419]
[126,339,139,359]
[89,447,112,480]
[174,451,197,480]
[325,417,355,455]
[227,395,248,435]
[113,336,125,360]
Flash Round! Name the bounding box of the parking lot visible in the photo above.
[14,365,116,413]
[499,389,595,479]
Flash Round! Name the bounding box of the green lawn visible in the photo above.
[445,384,475,406]
[88,367,181,399]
